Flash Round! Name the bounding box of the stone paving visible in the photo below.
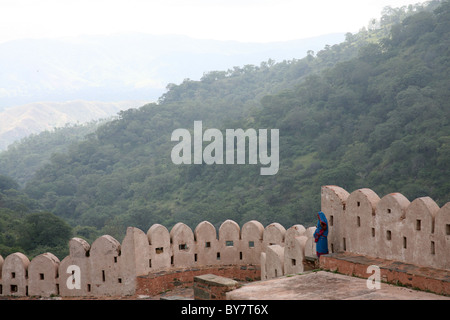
[226,270,450,300]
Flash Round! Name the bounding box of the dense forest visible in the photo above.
[0,0,449,259]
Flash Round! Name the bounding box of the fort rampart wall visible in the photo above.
[0,219,316,297]
[322,186,450,270]
[0,186,448,297]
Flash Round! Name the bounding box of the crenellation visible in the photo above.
[218,220,241,265]
[59,237,92,297]
[170,222,196,268]
[304,227,317,257]
[403,197,439,267]
[262,222,286,250]
[28,252,60,297]
[321,186,349,253]
[375,192,411,261]
[0,254,3,281]
[121,227,150,277]
[0,186,448,297]
[435,203,450,269]
[240,220,264,265]
[194,221,219,266]
[345,188,379,256]
[321,186,449,271]
[283,225,306,275]
[2,252,29,296]
[264,245,284,279]
[147,223,172,271]
[89,235,123,296]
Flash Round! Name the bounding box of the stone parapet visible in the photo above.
[0,186,448,298]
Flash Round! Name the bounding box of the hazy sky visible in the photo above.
[0,0,423,43]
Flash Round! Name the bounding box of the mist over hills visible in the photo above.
[0,100,146,150]
[0,32,345,109]
[0,32,344,149]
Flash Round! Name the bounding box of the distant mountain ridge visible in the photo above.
[0,100,146,150]
[0,32,344,149]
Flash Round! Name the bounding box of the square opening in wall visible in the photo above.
[39,273,45,280]
[248,241,255,248]
[225,240,233,247]
[446,224,450,236]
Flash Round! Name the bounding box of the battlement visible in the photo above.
[0,219,316,297]
[322,186,450,269]
[0,186,448,298]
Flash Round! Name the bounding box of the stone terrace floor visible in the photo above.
[4,271,448,300]
[226,270,449,300]
[228,252,449,300]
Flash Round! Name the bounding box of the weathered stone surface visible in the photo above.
[194,274,239,300]
[194,274,239,287]
[226,271,449,300]
[320,252,450,295]
[136,265,259,296]
[28,252,60,297]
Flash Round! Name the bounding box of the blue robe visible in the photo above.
[314,211,329,256]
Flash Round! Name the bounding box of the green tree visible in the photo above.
[19,212,72,254]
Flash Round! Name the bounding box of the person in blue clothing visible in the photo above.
[314,211,329,257]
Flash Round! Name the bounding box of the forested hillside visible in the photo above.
[0,122,100,186]
[0,175,72,258]
[1,1,449,258]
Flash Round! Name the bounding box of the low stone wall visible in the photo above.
[320,252,450,296]
[136,265,259,297]
[194,274,240,300]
